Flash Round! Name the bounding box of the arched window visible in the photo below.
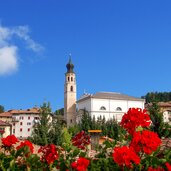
[116,107,122,111]
[100,106,106,110]
[70,86,73,92]
[71,77,73,81]
[68,77,70,81]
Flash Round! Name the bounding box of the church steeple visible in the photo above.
[64,56,77,127]
[66,56,74,73]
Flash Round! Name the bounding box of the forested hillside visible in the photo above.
[142,92,171,103]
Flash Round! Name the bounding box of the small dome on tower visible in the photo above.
[66,56,74,73]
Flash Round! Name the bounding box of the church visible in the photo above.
[64,58,145,127]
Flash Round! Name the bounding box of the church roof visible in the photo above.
[77,92,144,102]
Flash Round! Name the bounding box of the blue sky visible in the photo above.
[0,0,171,111]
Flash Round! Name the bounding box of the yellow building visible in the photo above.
[0,120,12,138]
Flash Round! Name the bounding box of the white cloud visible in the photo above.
[0,24,43,76]
[0,46,18,75]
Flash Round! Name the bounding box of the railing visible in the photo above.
[12,118,19,122]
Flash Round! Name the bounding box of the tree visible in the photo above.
[48,115,63,146]
[30,102,52,145]
[78,109,92,132]
[142,91,171,103]
[0,105,4,113]
[54,108,64,116]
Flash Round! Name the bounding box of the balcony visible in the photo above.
[12,117,19,122]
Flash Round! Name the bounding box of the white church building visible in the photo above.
[76,92,145,123]
[64,58,145,126]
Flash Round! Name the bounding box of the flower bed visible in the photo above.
[0,108,171,171]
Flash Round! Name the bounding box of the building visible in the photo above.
[64,58,77,127]
[77,92,145,123]
[0,108,40,139]
[64,58,145,126]
[0,120,11,138]
[158,102,171,123]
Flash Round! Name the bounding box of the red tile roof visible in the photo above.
[0,120,11,126]
[0,112,12,117]
[0,107,40,117]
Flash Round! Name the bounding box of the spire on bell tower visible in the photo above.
[66,54,74,73]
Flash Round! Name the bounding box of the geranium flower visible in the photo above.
[130,130,161,155]
[16,140,34,153]
[72,131,90,150]
[1,134,18,147]
[112,146,140,168]
[120,108,151,135]
[147,166,165,171]
[165,162,171,171]
[71,157,90,171]
[38,144,58,164]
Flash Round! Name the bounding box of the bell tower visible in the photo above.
[64,57,77,126]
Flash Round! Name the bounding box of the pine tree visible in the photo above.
[30,102,52,145]
[0,105,4,113]
[49,115,63,145]
[78,109,92,132]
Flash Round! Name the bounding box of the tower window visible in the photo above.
[100,106,106,110]
[70,86,73,92]
[116,107,122,111]
[68,77,70,81]
[71,77,73,81]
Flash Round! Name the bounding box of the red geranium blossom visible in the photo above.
[166,162,171,171]
[1,135,18,147]
[147,166,165,171]
[120,108,151,135]
[71,157,90,171]
[16,140,34,153]
[38,144,58,164]
[72,131,90,150]
[112,146,140,168]
[130,130,161,155]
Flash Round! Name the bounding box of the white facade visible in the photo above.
[12,113,39,139]
[77,92,145,122]
[163,110,171,123]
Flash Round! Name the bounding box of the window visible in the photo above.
[27,122,31,125]
[116,107,122,111]
[70,86,73,92]
[70,119,72,123]
[22,116,24,120]
[20,122,22,125]
[71,77,73,81]
[13,129,15,133]
[13,123,15,126]
[20,128,22,132]
[100,106,106,110]
[28,116,30,120]
[28,128,30,132]
[68,77,70,81]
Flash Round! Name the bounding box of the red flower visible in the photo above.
[120,108,151,135]
[38,144,58,164]
[1,135,18,147]
[130,130,161,155]
[112,146,140,168]
[72,131,90,150]
[16,140,34,153]
[71,157,90,171]
[166,162,171,171]
[147,166,165,171]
